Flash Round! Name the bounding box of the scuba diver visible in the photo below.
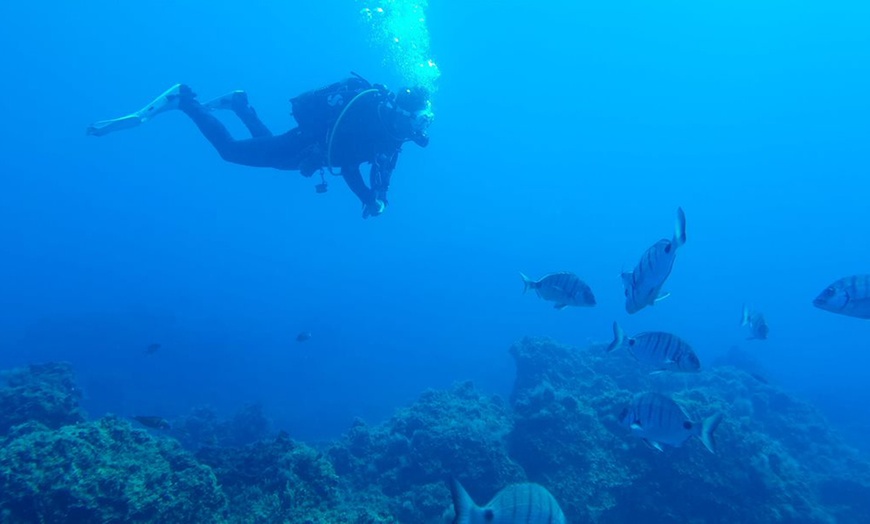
[86,73,433,218]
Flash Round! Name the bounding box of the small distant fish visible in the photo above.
[607,322,701,373]
[145,343,161,355]
[133,416,171,430]
[813,275,870,319]
[621,207,687,314]
[741,305,769,340]
[450,479,566,524]
[520,271,596,309]
[619,392,722,453]
[296,331,312,342]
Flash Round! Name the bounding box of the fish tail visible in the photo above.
[673,207,687,248]
[607,321,625,352]
[741,304,750,326]
[520,272,535,294]
[699,412,723,454]
[450,478,474,524]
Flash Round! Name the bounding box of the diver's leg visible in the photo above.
[178,95,301,169]
[202,91,273,138]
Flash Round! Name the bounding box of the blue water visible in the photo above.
[1,0,869,445]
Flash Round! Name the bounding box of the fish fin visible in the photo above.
[449,478,474,524]
[673,207,687,248]
[607,321,625,352]
[649,370,667,376]
[699,412,723,454]
[520,272,535,294]
[741,304,750,326]
[643,439,665,452]
[654,292,671,304]
[631,422,643,430]
[554,303,568,310]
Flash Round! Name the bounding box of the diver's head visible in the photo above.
[390,86,434,145]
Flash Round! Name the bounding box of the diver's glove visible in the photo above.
[362,199,386,219]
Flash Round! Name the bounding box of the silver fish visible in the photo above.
[619,392,722,453]
[621,207,687,314]
[520,272,596,309]
[607,322,700,373]
[450,480,566,524]
[813,275,870,319]
[741,305,769,340]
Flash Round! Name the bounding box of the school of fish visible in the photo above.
[503,206,868,522]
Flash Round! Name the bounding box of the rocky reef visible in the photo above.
[508,337,870,524]
[0,416,225,523]
[1,338,869,523]
[0,362,85,434]
[328,381,525,523]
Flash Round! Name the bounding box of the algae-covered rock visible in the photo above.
[0,362,85,435]
[2,342,869,524]
[0,415,226,523]
[508,336,870,524]
[171,403,271,450]
[330,381,525,523]
[196,432,344,523]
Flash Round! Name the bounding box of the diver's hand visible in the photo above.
[362,199,386,219]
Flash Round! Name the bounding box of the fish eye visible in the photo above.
[664,244,672,254]
[824,287,836,297]
[484,509,494,521]
[683,421,693,430]
[628,339,636,346]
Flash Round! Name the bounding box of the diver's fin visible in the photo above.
[699,412,723,454]
[86,115,143,137]
[202,90,248,112]
[607,321,625,352]
[86,84,189,137]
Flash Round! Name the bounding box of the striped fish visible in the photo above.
[621,207,687,314]
[741,305,769,340]
[619,392,722,453]
[813,275,870,319]
[520,272,596,309]
[450,480,566,524]
[607,322,700,373]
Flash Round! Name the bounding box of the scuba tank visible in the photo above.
[289,72,373,138]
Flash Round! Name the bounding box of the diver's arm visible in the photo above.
[341,164,373,204]
[370,151,399,204]
[341,164,383,218]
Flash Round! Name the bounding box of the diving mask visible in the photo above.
[409,101,434,133]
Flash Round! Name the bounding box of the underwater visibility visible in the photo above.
[2,0,870,522]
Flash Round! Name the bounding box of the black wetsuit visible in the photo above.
[177,79,419,211]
